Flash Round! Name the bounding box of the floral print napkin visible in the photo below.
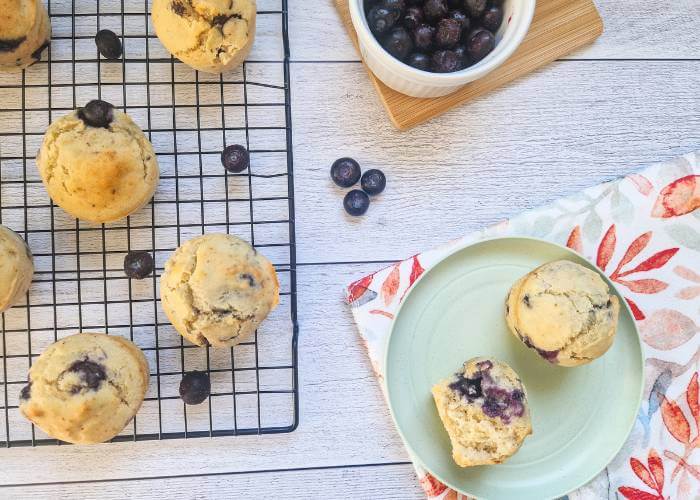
[345,152,699,499]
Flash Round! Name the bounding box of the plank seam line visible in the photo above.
[0,461,414,488]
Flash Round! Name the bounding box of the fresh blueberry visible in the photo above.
[343,190,370,216]
[412,24,435,51]
[367,6,401,35]
[446,0,462,8]
[383,27,413,61]
[403,6,424,31]
[78,99,114,128]
[448,10,470,34]
[95,29,123,60]
[407,52,431,71]
[221,144,250,173]
[361,169,386,195]
[481,4,504,32]
[435,18,462,48]
[467,28,495,62]
[330,157,361,188]
[453,44,470,69]
[464,0,487,17]
[431,49,460,72]
[179,371,211,405]
[381,0,405,13]
[423,0,448,22]
[124,250,154,279]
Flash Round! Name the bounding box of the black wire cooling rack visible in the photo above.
[0,0,298,446]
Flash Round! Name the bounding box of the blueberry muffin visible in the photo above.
[160,233,279,347]
[36,100,160,223]
[152,0,256,74]
[0,225,34,312]
[19,333,149,444]
[432,357,532,466]
[0,0,51,71]
[506,260,620,367]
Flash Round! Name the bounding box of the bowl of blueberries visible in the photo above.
[351,0,536,98]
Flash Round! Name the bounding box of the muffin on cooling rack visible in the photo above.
[160,233,279,347]
[19,332,149,444]
[152,0,256,74]
[506,260,620,367]
[36,100,160,223]
[0,225,34,312]
[0,0,51,70]
[432,357,532,467]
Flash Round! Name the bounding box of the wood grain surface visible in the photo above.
[334,0,604,130]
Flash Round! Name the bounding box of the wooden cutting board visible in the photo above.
[334,0,603,130]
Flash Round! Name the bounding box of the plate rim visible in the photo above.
[383,235,645,499]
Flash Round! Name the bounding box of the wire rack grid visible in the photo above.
[0,0,299,446]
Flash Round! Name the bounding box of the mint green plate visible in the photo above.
[385,237,644,500]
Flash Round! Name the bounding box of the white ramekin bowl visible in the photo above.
[349,0,536,98]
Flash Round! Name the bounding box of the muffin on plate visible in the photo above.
[36,100,160,223]
[0,225,34,312]
[19,333,149,444]
[0,0,51,70]
[506,260,620,367]
[152,0,256,74]
[160,233,279,347]
[432,357,532,467]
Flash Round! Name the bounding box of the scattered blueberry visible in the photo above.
[343,189,370,216]
[124,250,154,279]
[330,157,361,188]
[361,169,386,196]
[467,28,495,62]
[179,371,211,405]
[407,52,431,71]
[95,29,123,60]
[78,99,114,128]
[221,144,250,173]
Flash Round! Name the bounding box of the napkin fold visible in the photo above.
[345,152,700,499]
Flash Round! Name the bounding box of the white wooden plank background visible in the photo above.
[1,0,699,498]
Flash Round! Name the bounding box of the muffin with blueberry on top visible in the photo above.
[36,100,160,223]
